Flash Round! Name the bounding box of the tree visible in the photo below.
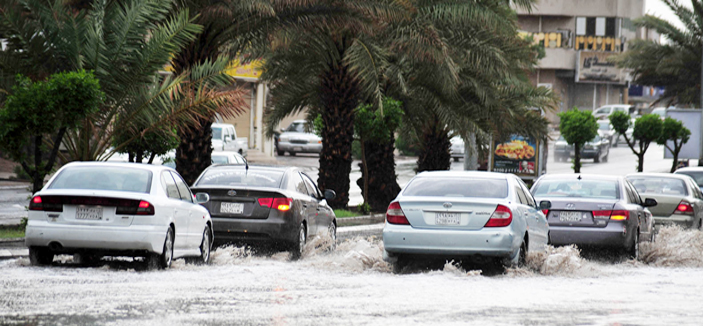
[354,98,403,212]
[113,123,179,164]
[613,0,703,106]
[611,112,663,172]
[558,108,598,173]
[657,117,691,172]
[0,71,104,193]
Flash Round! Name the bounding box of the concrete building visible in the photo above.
[516,0,659,124]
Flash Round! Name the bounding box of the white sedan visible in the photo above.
[383,171,551,272]
[25,162,213,269]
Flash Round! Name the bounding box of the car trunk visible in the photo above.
[31,190,149,227]
[640,195,683,217]
[398,197,502,230]
[541,198,618,228]
[193,187,281,219]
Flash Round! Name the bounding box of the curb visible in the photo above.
[337,214,385,227]
[0,185,30,190]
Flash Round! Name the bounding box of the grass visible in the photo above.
[0,228,24,239]
[334,209,362,218]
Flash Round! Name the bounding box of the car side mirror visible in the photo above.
[280,128,286,133]
[539,200,552,210]
[643,198,657,207]
[324,189,336,201]
[195,192,210,204]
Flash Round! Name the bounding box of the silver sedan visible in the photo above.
[382,171,551,272]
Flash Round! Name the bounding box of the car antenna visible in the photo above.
[244,157,249,174]
[577,175,582,180]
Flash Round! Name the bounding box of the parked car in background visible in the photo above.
[382,171,551,272]
[627,173,703,230]
[211,151,247,165]
[674,167,703,192]
[531,174,657,259]
[597,120,617,147]
[25,162,213,269]
[651,107,667,120]
[450,136,464,162]
[212,123,248,157]
[276,120,323,156]
[190,164,337,258]
[553,135,610,163]
[593,104,632,120]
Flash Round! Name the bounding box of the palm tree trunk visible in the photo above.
[357,133,401,212]
[417,115,451,172]
[574,143,581,173]
[318,65,359,209]
[176,119,213,185]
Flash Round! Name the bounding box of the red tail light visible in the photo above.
[258,197,292,211]
[29,196,42,211]
[592,210,612,219]
[386,202,409,225]
[29,196,63,212]
[136,200,155,215]
[485,205,513,227]
[675,201,694,215]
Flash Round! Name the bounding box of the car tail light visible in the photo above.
[675,201,694,215]
[609,210,629,220]
[28,196,63,212]
[258,197,292,211]
[485,205,513,227]
[541,209,549,216]
[136,200,155,215]
[592,210,612,219]
[386,202,409,225]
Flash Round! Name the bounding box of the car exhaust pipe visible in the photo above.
[48,242,63,251]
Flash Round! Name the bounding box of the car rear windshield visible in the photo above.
[403,177,508,198]
[532,179,619,199]
[49,166,152,193]
[196,168,284,188]
[677,171,703,187]
[211,155,229,164]
[629,177,688,196]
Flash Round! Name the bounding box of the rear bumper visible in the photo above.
[549,222,634,248]
[382,223,521,260]
[653,215,695,229]
[278,142,322,153]
[211,213,299,245]
[25,221,167,254]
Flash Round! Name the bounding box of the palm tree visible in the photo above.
[614,0,703,106]
[0,0,246,167]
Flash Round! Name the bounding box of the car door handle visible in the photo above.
[302,203,308,208]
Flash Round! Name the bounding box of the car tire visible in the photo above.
[327,221,337,251]
[504,238,527,268]
[392,255,409,274]
[29,247,54,266]
[277,150,285,156]
[594,153,600,163]
[187,225,212,265]
[147,227,174,270]
[626,231,639,260]
[289,152,296,156]
[453,157,459,162]
[290,222,306,260]
[74,252,102,267]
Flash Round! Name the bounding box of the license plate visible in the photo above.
[435,212,460,225]
[293,147,303,152]
[220,202,244,214]
[559,211,584,222]
[76,206,103,220]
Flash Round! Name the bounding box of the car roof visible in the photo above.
[626,173,692,180]
[60,161,171,173]
[211,123,233,128]
[203,164,293,173]
[416,170,513,180]
[537,174,622,181]
[675,167,703,173]
[598,104,631,109]
[211,151,243,156]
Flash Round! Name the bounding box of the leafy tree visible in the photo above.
[558,108,598,173]
[113,123,179,164]
[0,71,104,193]
[613,0,703,106]
[354,98,403,212]
[657,117,691,172]
[611,112,663,172]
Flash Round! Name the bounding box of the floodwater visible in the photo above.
[2,226,703,325]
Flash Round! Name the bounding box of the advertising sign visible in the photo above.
[664,109,701,160]
[576,51,626,84]
[490,135,540,178]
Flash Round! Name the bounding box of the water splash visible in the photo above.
[640,225,703,267]
[303,236,390,273]
[210,245,254,265]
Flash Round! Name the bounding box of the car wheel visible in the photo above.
[327,221,337,251]
[627,231,639,260]
[148,227,174,270]
[504,238,527,268]
[290,222,306,260]
[392,255,409,274]
[594,153,600,163]
[289,152,296,156]
[277,150,285,156]
[74,252,102,267]
[453,157,459,162]
[29,247,54,266]
[187,225,212,265]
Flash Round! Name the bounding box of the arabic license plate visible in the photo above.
[435,212,460,225]
[76,206,103,220]
[220,202,244,214]
[559,211,583,222]
[293,147,303,152]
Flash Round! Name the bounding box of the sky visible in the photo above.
[645,0,687,30]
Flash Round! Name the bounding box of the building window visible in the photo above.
[575,17,622,52]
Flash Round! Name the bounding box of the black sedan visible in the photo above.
[191,165,337,258]
[554,135,610,163]
[531,174,657,259]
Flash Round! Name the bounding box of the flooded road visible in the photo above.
[2,226,703,325]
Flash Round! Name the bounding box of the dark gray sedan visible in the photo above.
[191,165,336,258]
[531,174,657,258]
